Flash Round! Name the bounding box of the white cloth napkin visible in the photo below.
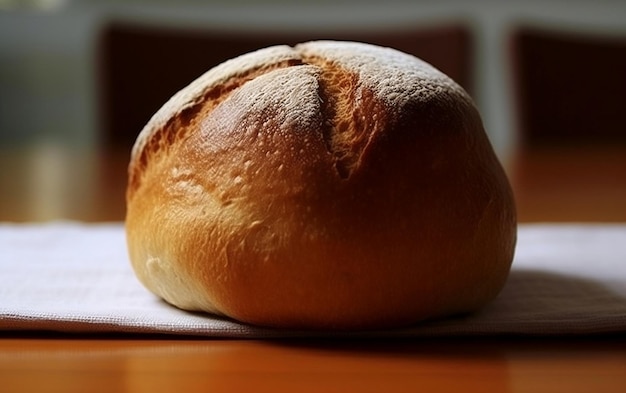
[1,222,625,337]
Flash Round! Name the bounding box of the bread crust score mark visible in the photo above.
[127,43,416,198]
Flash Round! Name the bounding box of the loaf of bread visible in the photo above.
[125,41,517,330]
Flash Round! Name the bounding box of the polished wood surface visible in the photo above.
[1,144,625,223]
[1,145,625,392]
[1,336,625,393]
[511,145,626,222]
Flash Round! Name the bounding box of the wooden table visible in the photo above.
[510,145,626,222]
[2,335,625,393]
[1,145,625,392]
[2,144,625,223]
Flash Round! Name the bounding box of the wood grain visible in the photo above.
[1,337,625,393]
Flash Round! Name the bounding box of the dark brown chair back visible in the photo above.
[510,27,626,148]
[97,22,474,152]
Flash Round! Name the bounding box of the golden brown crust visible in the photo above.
[127,45,304,197]
[126,41,517,330]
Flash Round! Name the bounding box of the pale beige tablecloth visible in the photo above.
[1,222,625,337]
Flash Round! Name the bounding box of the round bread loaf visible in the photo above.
[125,41,517,330]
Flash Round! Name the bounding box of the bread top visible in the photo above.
[128,41,471,196]
[295,41,465,111]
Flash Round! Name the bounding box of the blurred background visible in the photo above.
[1,0,625,223]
